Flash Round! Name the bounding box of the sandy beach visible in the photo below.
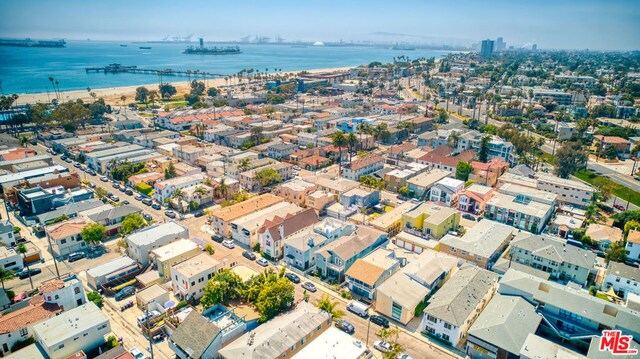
[15,66,355,106]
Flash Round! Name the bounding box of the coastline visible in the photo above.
[15,66,355,106]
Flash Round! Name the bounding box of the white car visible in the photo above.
[373,340,392,353]
[222,240,235,249]
[256,257,268,267]
[129,348,147,359]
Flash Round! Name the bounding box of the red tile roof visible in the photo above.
[0,296,61,334]
[347,154,385,171]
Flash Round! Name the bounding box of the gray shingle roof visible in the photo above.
[424,265,499,326]
[468,294,541,355]
[170,311,220,359]
[606,261,639,282]
[84,204,142,222]
[511,233,596,269]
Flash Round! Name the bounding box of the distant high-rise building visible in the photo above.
[496,37,505,52]
[532,44,538,51]
[480,39,495,57]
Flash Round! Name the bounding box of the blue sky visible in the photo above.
[0,0,638,50]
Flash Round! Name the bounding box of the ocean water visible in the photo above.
[0,40,454,94]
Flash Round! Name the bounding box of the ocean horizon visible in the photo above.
[0,40,455,95]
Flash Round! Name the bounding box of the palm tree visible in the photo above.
[359,207,368,225]
[346,132,358,162]
[215,178,230,200]
[193,186,208,205]
[331,131,347,175]
[238,158,252,172]
[171,188,186,215]
[120,95,127,116]
[0,267,15,291]
[448,131,460,154]
[315,294,344,320]
[16,243,33,289]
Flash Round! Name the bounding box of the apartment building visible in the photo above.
[499,172,594,209]
[273,178,317,206]
[171,253,221,301]
[126,221,190,265]
[406,169,451,198]
[153,173,207,204]
[439,220,514,269]
[210,194,284,238]
[259,209,320,261]
[150,239,201,279]
[602,261,640,300]
[267,143,298,160]
[342,154,385,180]
[457,184,494,215]
[508,233,597,285]
[173,145,205,164]
[231,202,302,247]
[344,247,401,300]
[429,177,465,206]
[468,158,509,186]
[484,184,556,233]
[401,202,460,240]
[239,162,293,191]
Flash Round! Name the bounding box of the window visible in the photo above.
[442,334,450,341]
[74,287,81,294]
[317,325,322,331]
[19,328,28,336]
[291,343,297,351]
[54,295,59,300]
[427,314,438,323]
[58,344,65,349]
[444,322,452,330]
[61,239,67,244]
[98,324,108,330]
[301,337,306,345]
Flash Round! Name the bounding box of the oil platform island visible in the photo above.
[183,38,241,55]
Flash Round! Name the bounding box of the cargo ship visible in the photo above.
[139,46,152,49]
[183,38,241,55]
[0,38,66,48]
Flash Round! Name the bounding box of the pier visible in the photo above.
[85,63,227,78]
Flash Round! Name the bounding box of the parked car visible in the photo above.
[335,319,355,334]
[129,347,147,359]
[100,176,109,182]
[222,240,235,249]
[87,170,97,176]
[88,183,96,189]
[284,273,300,284]
[18,268,42,279]
[373,340,392,353]
[242,251,256,260]
[111,196,120,202]
[142,198,153,206]
[68,252,86,262]
[134,194,143,201]
[64,158,72,163]
[194,210,205,217]
[211,234,224,243]
[115,286,136,301]
[165,210,176,218]
[256,257,268,267]
[122,200,130,205]
[462,213,476,221]
[151,203,161,210]
[614,204,625,211]
[112,183,120,189]
[137,310,161,327]
[370,315,390,328]
[301,282,317,292]
[125,189,134,196]
[60,155,67,161]
[73,162,81,168]
[143,213,152,221]
[347,301,369,317]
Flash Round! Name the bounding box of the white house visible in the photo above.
[0,247,23,272]
[171,253,220,301]
[429,177,465,207]
[127,222,189,265]
[40,275,86,311]
[627,230,640,262]
[0,222,16,247]
[44,218,88,258]
[33,302,110,359]
[603,262,640,300]
[153,173,207,204]
[0,296,61,356]
[342,154,385,181]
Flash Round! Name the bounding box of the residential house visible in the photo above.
[0,222,16,247]
[39,275,86,311]
[219,301,331,359]
[268,143,298,160]
[418,146,476,173]
[150,239,201,279]
[592,135,631,159]
[231,202,302,247]
[375,249,459,324]
[80,204,142,236]
[468,158,509,186]
[173,145,205,164]
[0,296,61,356]
[499,268,640,353]
[153,173,206,204]
[429,177,465,206]
[344,247,401,300]
[298,155,332,171]
[602,261,640,299]
[171,253,220,301]
[585,223,623,251]
[0,246,24,272]
[305,190,336,215]
[342,154,385,181]
[291,327,367,359]
[127,171,164,188]
[550,213,586,239]
[169,311,222,359]
[340,188,380,209]
[439,220,514,269]
[126,221,189,265]
[33,302,110,359]
[457,184,494,215]
[17,185,93,216]
[210,194,284,238]
[484,183,557,233]
[626,229,640,262]
[466,294,542,359]
[259,209,320,261]
[508,233,597,285]
[402,202,460,240]
[315,226,386,280]
[419,265,499,348]
[239,162,293,191]
[370,201,418,236]
[406,169,451,198]
[383,163,429,192]
[307,176,360,197]
[273,179,317,206]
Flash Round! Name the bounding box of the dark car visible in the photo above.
[462,213,476,221]
[151,203,161,210]
[115,286,136,301]
[211,234,224,243]
[194,210,205,218]
[142,198,153,206]
[68,252,86,262]
[112,182,120,189]
[301,282,317,292]
[284,273,300,284]
[125,189,134,196]
[335,320,355,334]
[242,251,257,260]
[370,315,390,328]
[122,200,130,205]
[18,268,42,279]
[60,155,67,161]
[143,213,152,221]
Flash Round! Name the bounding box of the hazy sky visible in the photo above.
[1,0,639,50]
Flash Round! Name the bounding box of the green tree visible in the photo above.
[238,158,252,172]
[16,243,33,289]
[164,162,178,179]
[254,277,294,322]
[456,162,474,181]
[346,132,358,161]
[255,168,283,188]
[331,131,348,175]
[87,291,104,308]
[201,270,245,308]
[190,80,205,96]
[554,141,588,179]
[135,87,149,103]
[215,177,230,199]
[120,213,147,236]
[398,186,413,198]
[592,177,615,202]
[624,220,640,236]
[207,87,219,97]
[605,242,627,264]
[250,126,264,145]
[0,267,15,290]
[315,294,344,320]
[478,135,491,163]
[159,83,177,99]
[81,223,107,246]
[172,188,186,213]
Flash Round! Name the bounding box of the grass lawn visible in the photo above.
[541,152,555,164]
[574,170,640,207]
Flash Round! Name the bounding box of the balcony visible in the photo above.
[537,309,599,340]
